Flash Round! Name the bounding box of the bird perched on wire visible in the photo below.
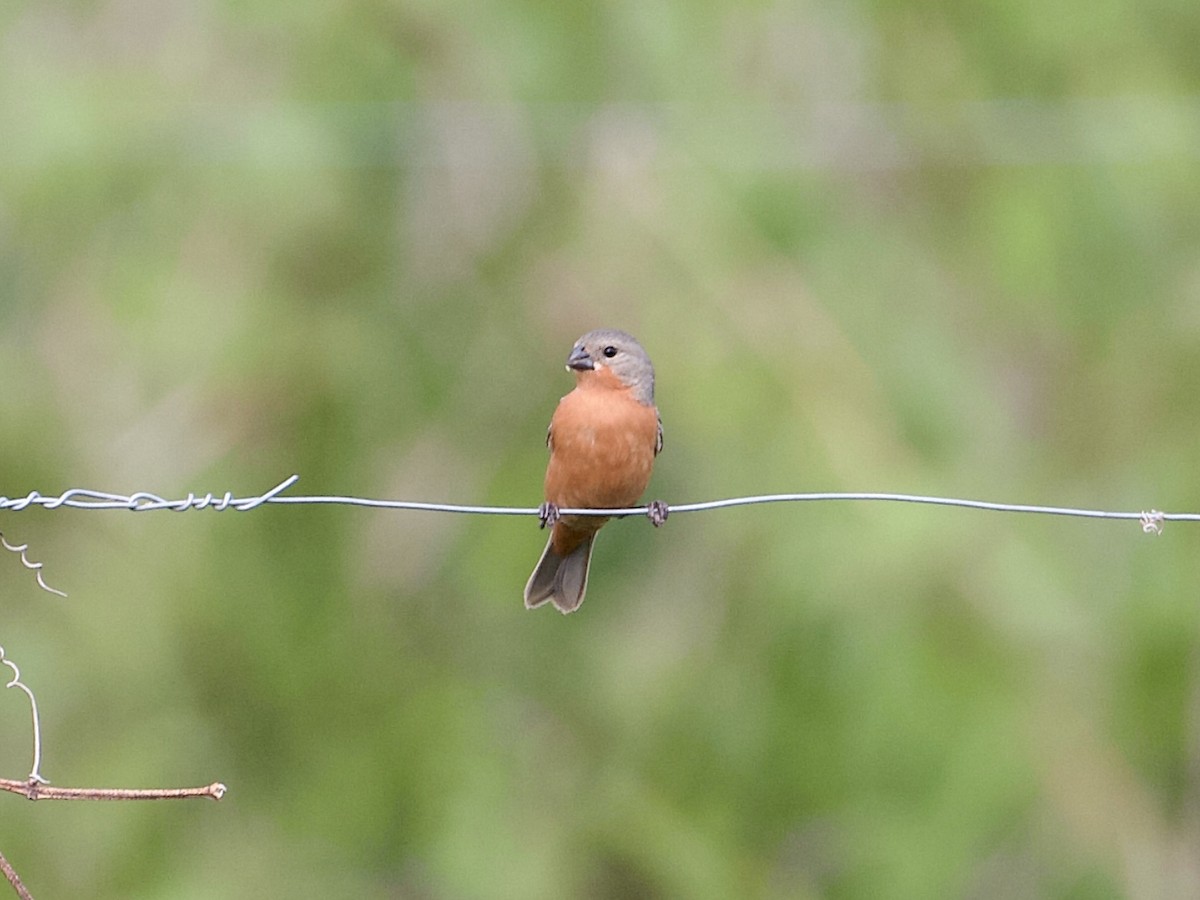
[524,329,668,614]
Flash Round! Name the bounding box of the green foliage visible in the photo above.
[2,0,1199,896]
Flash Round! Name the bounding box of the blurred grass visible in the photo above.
[3,0,1200,897]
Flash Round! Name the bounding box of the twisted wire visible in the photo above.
[0,475,1186,531]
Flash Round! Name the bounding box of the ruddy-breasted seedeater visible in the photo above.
[524,329,665,614]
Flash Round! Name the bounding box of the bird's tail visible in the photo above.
[523,534,595,614]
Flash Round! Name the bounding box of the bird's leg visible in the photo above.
[537,502,560,529]
[646,500,669,527]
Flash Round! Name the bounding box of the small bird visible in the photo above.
[524,329,668,614]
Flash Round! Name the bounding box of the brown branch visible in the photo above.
[0,781,225,896]
[0,848,33,900]
[0,778,226,802]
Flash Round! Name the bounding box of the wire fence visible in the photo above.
[0,468,1184,883]
[0,474,1186,533]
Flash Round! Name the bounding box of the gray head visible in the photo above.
[565,328,656,405]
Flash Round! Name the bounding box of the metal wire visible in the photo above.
[0,647,46,785]
[0,534,68,597]
[0,474,1172,796]
[0,475,1187,532]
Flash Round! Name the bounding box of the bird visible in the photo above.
[524,328,668,614]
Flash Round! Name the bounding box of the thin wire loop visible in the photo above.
[0,647,46,784]
[0,533,67,597]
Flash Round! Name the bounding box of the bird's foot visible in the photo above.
[646,500,669,527]
[537,502,560,529]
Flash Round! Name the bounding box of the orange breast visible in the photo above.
[543,383,659,552]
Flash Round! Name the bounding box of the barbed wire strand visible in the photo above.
[0,475,1183,533]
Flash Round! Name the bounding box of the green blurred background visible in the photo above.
[2,1,1200,897]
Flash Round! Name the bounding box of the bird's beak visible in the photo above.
[566,345,594,371]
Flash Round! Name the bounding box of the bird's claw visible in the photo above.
[537,502,560,529]
[646,500,669,527]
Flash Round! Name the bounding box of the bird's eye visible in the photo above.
[603,346,618,358]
